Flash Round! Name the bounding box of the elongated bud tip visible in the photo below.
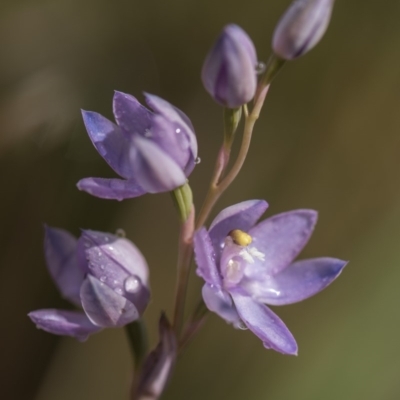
[202,24,258,108]
[272,0,335,60]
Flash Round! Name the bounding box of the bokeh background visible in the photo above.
[1,0,400,399]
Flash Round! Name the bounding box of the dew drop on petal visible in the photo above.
[176,128,181,133]
[100,276,107,283]
[100,265,105,270]
[255,61,266,75]
[195,157,201,164]
[237,321,248,330]
[116,228,126,238]
[114,287,123,295]
[124,276,141,293]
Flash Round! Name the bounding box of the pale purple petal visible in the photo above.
[77,177,146,201]
[251,257,347,306]
[209,200,268,261]
[28,309,101,341]
[230,291,298,355]
[193,228,221,287]
[44,227,83,307]
[131,136,186,193]
[80,275,139,327]
[145,93,198,162]
[113,91,152,135]
[148,114,191,171]
[202,284,241,325]
[77,230,150,313]
[249,209,318,275]
[81,110,132,179]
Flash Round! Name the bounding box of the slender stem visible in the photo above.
[196,85,270,229]
[125,319,148,370]
[172,207,195,336]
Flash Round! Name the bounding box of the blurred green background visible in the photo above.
[1,0,400,398]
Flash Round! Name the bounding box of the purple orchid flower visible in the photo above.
[193,200,347,355]
[202,24,258,108]
[77,91,198,201]
[28,226,150,341]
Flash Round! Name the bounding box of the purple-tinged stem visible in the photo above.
[172,207,195,336]
[196,84,270,230]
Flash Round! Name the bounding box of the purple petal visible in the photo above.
[252,257,347,306]
[77,230,150,314]
[80,275,140,327]
[28,309,101,341]
[81,110,132,179]
[202,284,241,326]
[230,291,298,355]
[193,228,221,287]
[113,91,152,135]
[144,93,198,160]
[249,209,318,275]
[131,136,186,193]
[209,200,268,262]
[44,226,83,307]
[77,177,146,201]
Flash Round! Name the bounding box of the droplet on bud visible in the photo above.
[116,228,126,238]
[195,157,201,164]
[255,61,266,75]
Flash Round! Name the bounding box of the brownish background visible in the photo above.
[1,0,400,399]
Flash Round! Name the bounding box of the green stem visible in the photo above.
[125,319,148,370]
[171,207,195,336]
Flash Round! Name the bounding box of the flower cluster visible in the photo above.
[29,0,343,397]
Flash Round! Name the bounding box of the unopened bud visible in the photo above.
[202,24,258,108]
[272,0,334,60]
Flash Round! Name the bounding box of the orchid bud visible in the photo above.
[28,227,151,340]
[272,0,335,60]
[202,24,258,108]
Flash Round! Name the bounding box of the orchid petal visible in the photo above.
[249,209,318,275]
[202,284,241,326]
[81,110,132,179]
[77,177,146,201]
[194,228,221,287]
[252,257,347,306]
[131,136,186,193]
[44,227,83,307]
[80,275,139,327]
[230,291,298,355]
[78,230,150,314]
[144,93,198,159]
[28,309,101,341]
[113,91,152,136]
[209,200,268,262]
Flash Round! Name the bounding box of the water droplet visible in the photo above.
[104,236,110,242]
[100,276,107,283]
[114,287,123,295]
[195,157,201,164]
[113,280,119,285]
[255,61,266,75]
[238,322,248,330]
[124,276,141,293]
[108,246,114,251]
[100,264,105,270]
[116,228,126,238]
[175,128,181,133]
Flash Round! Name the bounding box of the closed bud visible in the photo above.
[202,24,258,108]
[272,0,334,60]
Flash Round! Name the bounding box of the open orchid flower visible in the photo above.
[77,91,198,201]
[28,226,150,341]
[194,200,347,355]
